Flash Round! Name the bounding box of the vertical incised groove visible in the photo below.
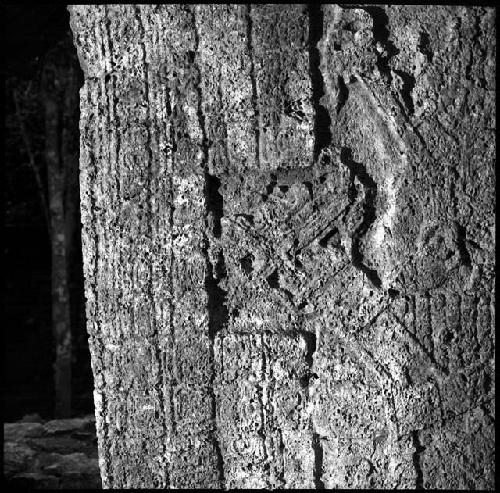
[135,8,170,488]
[312,432,325,489]
[308,4,332,160]
[191,7,226,487]
[336,75,349,115]
[306,6,331,487]
[412,430,425,489]
[361,6,399,83]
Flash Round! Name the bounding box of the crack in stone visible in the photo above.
[394,69,416,115]
[340,147,383,290]
[312,432,325,489]
[261,173,278,203]
[362,6,399,83]
[309,3,332,160]
[418,30,433,63]
[307,6,330,488]
[336,74,349,115]
[412,430,425,489]
[191,7,226,486]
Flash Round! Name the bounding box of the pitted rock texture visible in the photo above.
[69,4,495,489]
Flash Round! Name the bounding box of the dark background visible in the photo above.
[3,5,93,422]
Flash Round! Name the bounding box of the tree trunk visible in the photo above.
[69,5,495,489]
[42,39,81,418]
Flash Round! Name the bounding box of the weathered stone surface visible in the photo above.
[68,4,495,489]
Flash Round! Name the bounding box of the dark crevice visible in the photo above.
[388,288,400,299]
[282,288,296,305]
[239,253,254,276]
[394,69,415,115]
[300,330,316,368]
[483,372,491,395]
[277,431,286,486]
[303,181,314,201]
[213,250,227,281]
[186,50,196,64]
[297,301,307,310]
[299,324,323,490]
[266,268,295,304]
[336,75,349,115]
[266,269,280,289]
[403,367,413,387]
[191,7,226,486]
[362,6,399,82]
[418,31,433,63]
[296,324,322,487]
[481,403,495,424]
[412,431,425,489]
[455,223,472,268]
[209,404,225,488]
[312,433,325,489]
[319,227,340,249]
[262,173,277,202]
[192,8,228,341]
[202,208,229,342]
[299,372,318,389]
[295,258,304,269]
[308,4,332,160]
[284,100,306,122]
[340,147,382,289]
[235,213,255,225]
[206,174,224,239]
[194,93,228,343]
[471,13,481,47]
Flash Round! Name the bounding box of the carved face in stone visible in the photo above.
[218,149,356,331]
